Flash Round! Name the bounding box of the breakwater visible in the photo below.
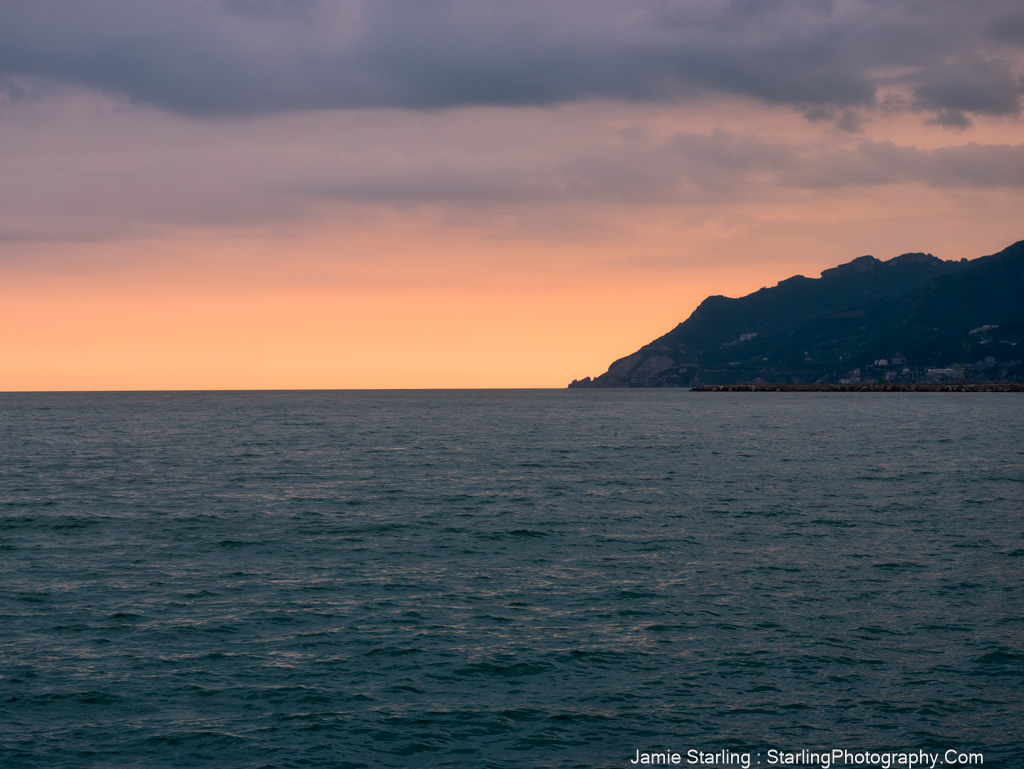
[691,383,1024,392]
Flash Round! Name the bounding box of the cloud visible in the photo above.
[912,56,1023,117]
[222,0,318,21]
[785,139,1024,189]
[0,0,1021,127]
[3,92,1023,250]
[281,129,1024,214]
[925,108,974,129]
[988,8,1024,45]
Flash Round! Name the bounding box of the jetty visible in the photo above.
[690,383,1024,392]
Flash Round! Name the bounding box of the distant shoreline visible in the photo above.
[690,383,1024,392]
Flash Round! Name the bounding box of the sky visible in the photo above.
[3,0,1024,390]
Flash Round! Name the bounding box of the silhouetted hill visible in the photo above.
[569,240,1024,387]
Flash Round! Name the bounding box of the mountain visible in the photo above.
[569,240,1024,387]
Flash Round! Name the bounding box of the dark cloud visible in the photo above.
[0,76,50,105]
[0,0,1021,126]
[803,106,865,132]
[988,9,1024,45]
[221,0,318,21]
[912,56,1023,116]
[927,108,974,130]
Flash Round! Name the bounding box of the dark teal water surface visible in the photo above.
[1,391,1021,768]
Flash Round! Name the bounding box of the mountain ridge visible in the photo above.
[569,240,1024,387]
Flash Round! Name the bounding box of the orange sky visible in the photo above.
[4,166,1020,390]
[2,3,1023,390]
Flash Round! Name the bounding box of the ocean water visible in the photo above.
[0,390,1021,769]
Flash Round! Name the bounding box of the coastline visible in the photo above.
[690,383,1024,392]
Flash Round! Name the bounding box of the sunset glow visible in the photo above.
[3,1,1023,389]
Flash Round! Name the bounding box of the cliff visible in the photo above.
[569,240,1024,387]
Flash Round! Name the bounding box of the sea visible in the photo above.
[1,390,1021,769]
